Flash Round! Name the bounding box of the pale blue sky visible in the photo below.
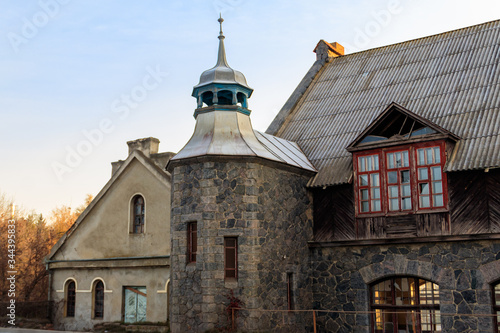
[0,0,498,216]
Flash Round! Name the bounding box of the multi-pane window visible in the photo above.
[493,282,500,331]
[133,195,145,233]
[94,280,104,319]
[187,222,197,263]
[371,277,441,333]
[224,237,237,279]
[386,150,411,211]
[358,154,381,213]
[66,280,76,317]
[417,147,444,209]
[355,143,447,215]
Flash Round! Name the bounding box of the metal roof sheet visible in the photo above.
[272,19,500,187]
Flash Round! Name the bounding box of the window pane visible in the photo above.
[395,152,402,167]
[402,151,409,167]
[431,166,442,181]
[418,168,428,180]
[361,201,369,212]
[359,174,368,186]
[434,147,441,164]
[433,181,443,194]
[374,155,379,170]
[389,198,399,211]
[400,170,410,183]
[418,149,425,165]
[419,183,429,195]
[401,185,411,197]
[420,196,430,208]
[389,186,398,198]
[372,188,380,199]
[426,148,433,165]
[372,200,381,211]
[388,171,398,184]
[371,173,380,186]
[401,197,412,210]
[433,195,443,207]
[387,153,394,169]
[359,157,365,172]
[360,189,369,200]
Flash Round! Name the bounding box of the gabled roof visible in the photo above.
[46,150,171,261]
[268,19,500,187]
[347,102,460,150]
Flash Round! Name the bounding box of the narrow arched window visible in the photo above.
[132,195,145,233]
[66,280,76,317]
[93,280,104,319]
[371,277,441,332]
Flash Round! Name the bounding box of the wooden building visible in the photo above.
[267,19,500,332]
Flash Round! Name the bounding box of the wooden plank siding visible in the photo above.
[449,170,491,234]
[313,169,500,242]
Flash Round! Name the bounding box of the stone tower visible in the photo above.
[167,17,316,332]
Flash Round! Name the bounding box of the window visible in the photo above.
[492,282,500,331]
[93,280,104,319]
[358,154,381,213]
[65,280,76,317]
[354,142,447,216]
[287,273,294,311]
[371,277,441,333]
[187,222,197,263]
[224,237,237,279]
[132,195,145,233]
[124,287,147,323]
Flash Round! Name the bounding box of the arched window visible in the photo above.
[93,280,104,319]
[371,277,441,332]
[492,281,500,331]
[132,195,145,233]
[65,280,76,317]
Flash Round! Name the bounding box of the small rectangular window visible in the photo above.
[287,273,294,311]
[224,237,237,279]
[187,222,197,263]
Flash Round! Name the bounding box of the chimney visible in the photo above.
[127,137,160,157]
[314,40,344,61]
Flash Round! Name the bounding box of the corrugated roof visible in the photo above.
[271,19,500,187]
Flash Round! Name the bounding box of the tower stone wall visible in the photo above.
[169,158,314,332]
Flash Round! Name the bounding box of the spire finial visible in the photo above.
[218,14,224,40]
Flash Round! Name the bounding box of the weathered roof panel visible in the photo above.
[271,20,500,187]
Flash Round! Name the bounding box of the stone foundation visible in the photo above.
[311,240,500,332]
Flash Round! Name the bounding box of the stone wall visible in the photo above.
[170,159,313,332]
[311,240,500,333]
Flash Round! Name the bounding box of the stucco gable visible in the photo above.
[46,150,171,262]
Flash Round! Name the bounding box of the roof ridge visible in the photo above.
[342,18,500,57]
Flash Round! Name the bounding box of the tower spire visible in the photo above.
[216,14,228,67]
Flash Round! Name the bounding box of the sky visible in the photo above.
[0,0,499,217]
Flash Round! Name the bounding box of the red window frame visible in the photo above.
[354,141,448,216]
[187,222,197,263]
[356,153,382,214]
[224,237,237,279]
